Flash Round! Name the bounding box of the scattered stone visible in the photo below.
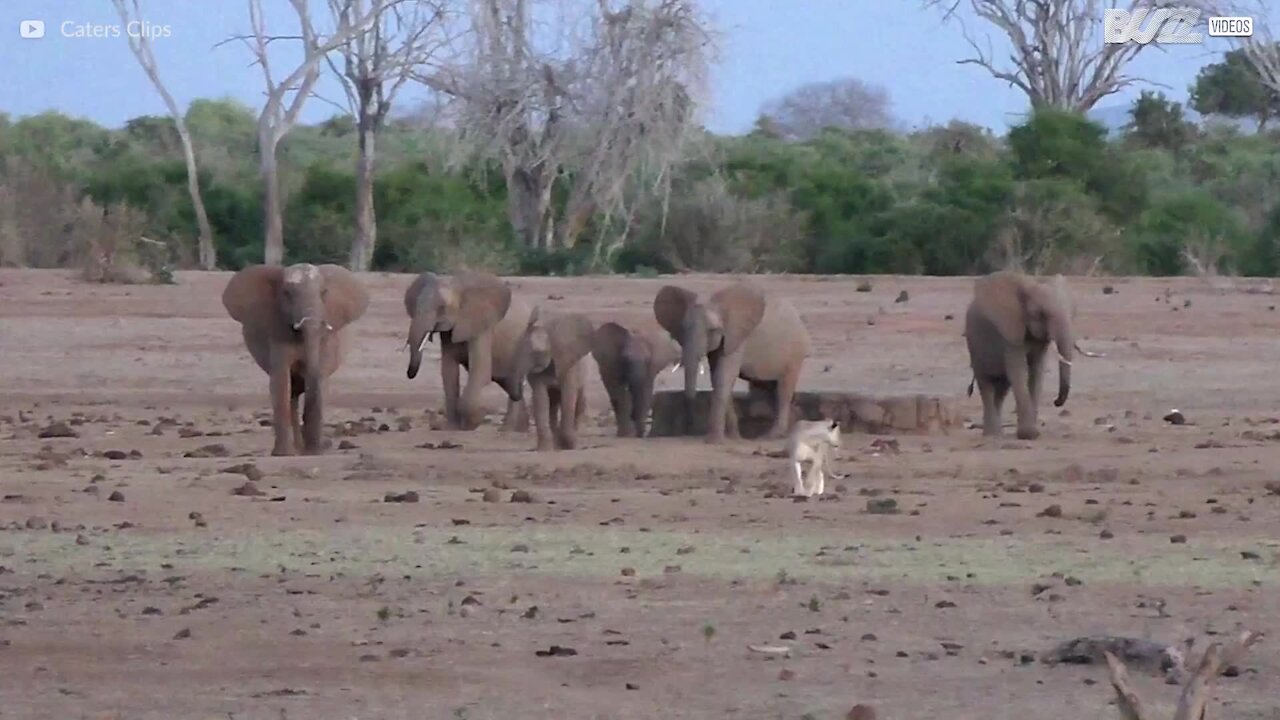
[232,482,266,497]
[620,568,635,577]
[482,488,502,503]
[107,491,125,503]
[893,290,909,303]
[222,463,264,483]
[1170,534,1187,544]
[866,498,899,515]
[185,444,230,458]
[510,490,535,503]
[38,422,78,439]
[24,516,47,530]
[778,668,796,681]
[173,628,191,640]
[534,645,577,657]
[847,704,877,720]
[384,491,420,503]
[1037,504,1063,518]
[1163,410,1186,426]
[855,280,872,292]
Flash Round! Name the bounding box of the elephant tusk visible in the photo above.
[1057,354,1073,366]
[293,316,310,330]
[1074,342,1105,358]
[417,333,431,353]
[324,322,334,331]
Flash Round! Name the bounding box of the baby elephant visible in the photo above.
[512,307,594,451]
[590,322,681,438]
[222,263,369,456]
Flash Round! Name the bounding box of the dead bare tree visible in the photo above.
[921,0,1235,112]
[223,0,401,265]
[419,0,715,253]
[757,77,894,141]
[325,0,458,271]
[112,0,217,270]
[1103,630,1259,720]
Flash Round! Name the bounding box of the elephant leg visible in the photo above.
[301,374,326,455]
[1027,347,1046,409]
[812,461,825,497]
[531,380,555,451]
[556,379,581,450]
[440,351,463,430]
[574,384,587,431]
[269,353,295,456]
[765,362,802,439]
[499,396,530,433]
[459,336,493,430]
[976,375,1001,437]
[629,376,653,438]
[289,383,304,452]
[605,373,635,438]
[1005,347,1038,440]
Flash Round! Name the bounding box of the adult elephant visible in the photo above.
[964,270,1079,440]
[654,281,810,443]
[222,263,369,456]
[590,322,681,438]
[404,271,532,431]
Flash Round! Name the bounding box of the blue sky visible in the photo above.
[1,0,1274,134]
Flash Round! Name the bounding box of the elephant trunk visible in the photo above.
[1051,314,1074,407]
[406,309,438,380]
[302,324,325,451]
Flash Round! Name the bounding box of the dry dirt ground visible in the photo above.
[1,269,1278,720]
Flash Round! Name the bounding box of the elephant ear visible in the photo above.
[452,272,512,343]
[647,330,682,373]
[550,313,595,377]
[591,322,631,381]
[653,285,696,342]
[403,272,439,317]
[222,264,283,327]
[712,282,767,356]
[318,264,370,331]
[973,271,1029,346]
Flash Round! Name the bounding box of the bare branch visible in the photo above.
[922,0,1243,112]
[758,77,895,141]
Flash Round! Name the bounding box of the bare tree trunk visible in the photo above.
[260,130,285,266]
[506,167,554,250]
[177,128,217,269]
[349,120,378,271]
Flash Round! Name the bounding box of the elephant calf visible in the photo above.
[590,322,681,438]
[222,263,369,456]
[964,270,1076,440]
[512,307,594,451]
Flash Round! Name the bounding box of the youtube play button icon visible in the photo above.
[20,19,46,39]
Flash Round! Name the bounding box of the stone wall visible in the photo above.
[648,389,961,439]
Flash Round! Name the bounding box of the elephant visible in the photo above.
[222,263,369,456]
[404,271,532,432]
[654,281,811,443]
[964,270,1080,440]
[511,307,595,451]
[590,322,681,438]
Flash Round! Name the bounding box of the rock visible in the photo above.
[1163,410,1187,426]
[1170,534,1187,544]
[847,705,877,720]
[855,280,872,292]
[173,628,191,640]
[778,668,796,681]
[866,498,899,515]
[384,491,420,503]
[222,463,263,482]
[510,490,535,503]
[107,491,125,503]
[1037,504,1063,518]
[482,488,502,503]
[534,645,577,657]
[25,516,47,530]
[185,444,230,458]
[232,482,266,497]
[894,290,909,303]
[38,422,78,439]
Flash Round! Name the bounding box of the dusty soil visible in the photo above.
[0,269,1277,720]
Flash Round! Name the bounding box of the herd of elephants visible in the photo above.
[220,262,1092,464]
